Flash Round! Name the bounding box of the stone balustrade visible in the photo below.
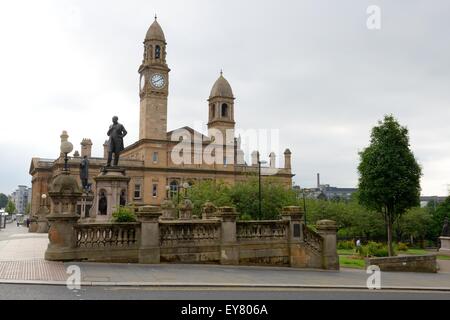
[75,223,139,248]
[237,221,288,242]
[160,221,221,246]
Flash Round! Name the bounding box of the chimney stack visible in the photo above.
[317,173,321,189]
[81,138,93,158]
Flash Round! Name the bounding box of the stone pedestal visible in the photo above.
[281,206,306,268]
[440,237,450,255]
[317,220,339,270]
[219,207,239,265]
[93,167,130,222]
[161,199,176,220]
[202,201,218,220]
[178,198,193,220]
[45,171,82,261]
[28,216,38,233]
[137,206,162,264]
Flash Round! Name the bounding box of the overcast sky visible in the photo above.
[1,0,449,196]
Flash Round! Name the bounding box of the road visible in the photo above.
[0,284,449,300]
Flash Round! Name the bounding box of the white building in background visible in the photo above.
[11,185,31,214]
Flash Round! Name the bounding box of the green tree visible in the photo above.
[0,193,8,208]
[358,115,422,256]
[5,200,16,215]
[430,197,450,240]
[396,207,432,246]
[25,203,31,215]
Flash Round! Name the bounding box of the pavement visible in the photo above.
[1,222,450,292]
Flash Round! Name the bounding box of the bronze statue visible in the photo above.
[79,155,90,191]
[107,116,127,167]
[442,217,450,237]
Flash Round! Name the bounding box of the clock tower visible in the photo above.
[138,17,170,141]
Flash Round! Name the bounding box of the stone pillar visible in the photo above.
[161,199,176,220]
[281,206,304,268]
[45,171,82,261]
[81,138,93,158]
[93,167,130,221]
[251,151,259,167]
[36,205,50,233]
[219,207,239,265]
[284,149,292,170]
[269,152,276,169]
[317,220,339,270]
[178,198,193,220]
[137,206,162,264]
[439,237,450,255]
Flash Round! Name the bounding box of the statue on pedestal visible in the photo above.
[442,217,450,237]
[106,116,127,167]
[80,155,90,191]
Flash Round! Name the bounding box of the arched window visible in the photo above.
[120,190,126,207]
[221,103,229,118]
[155,45,161,59]
[99,190,107,215]
[169,180,179,199]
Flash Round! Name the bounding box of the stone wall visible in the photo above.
[45,204,339,270]
[367,255,437,273]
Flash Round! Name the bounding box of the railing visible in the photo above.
[75,223,139,248]
[302,225,323,254]
[160,221,221,247]
[237,221,289,242]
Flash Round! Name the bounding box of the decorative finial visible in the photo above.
[155,14,157,20]
[220,69,223,76]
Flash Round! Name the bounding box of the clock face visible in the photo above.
[150,73,165,89]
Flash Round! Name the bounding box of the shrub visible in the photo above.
[239,213,253,221]
[397,242,409,251]
[338,240,356,250]
[112,206,137,223]
[358,241,392,257]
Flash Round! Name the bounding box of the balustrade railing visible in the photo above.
[302,225,323,254]
[160,221,221,247]
[237,221,288,242]
[75,223,139,248]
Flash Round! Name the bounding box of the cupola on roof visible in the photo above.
[145,17,166,42]
[209,72,234,99]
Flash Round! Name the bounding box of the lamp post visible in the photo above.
[257,153,267,219]
[60,131,73,171]
[302,188,308,225]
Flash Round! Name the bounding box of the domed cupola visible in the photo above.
[145,18,166,43]
[207,71,236,146]
[209,72,234,99]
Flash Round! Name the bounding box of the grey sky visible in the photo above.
[1,0,449,196]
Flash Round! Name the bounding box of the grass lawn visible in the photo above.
[337,249,356,256]
[339,255,365,269]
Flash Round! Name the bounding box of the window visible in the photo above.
[221,103,229,118]
[211,104,215,119]
[169,180,178,199]
[152,152,159,163]
[155,45,161,59]
[134,184,142,199]
[152,184,158,197]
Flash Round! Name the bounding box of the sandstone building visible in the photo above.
[29,18,294,215]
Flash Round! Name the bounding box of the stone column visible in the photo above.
[137,206,162,264]
[317,220,339,270]
[281,206,304,268]
[219,207,239,265]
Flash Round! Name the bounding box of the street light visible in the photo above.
[257,152,267,219]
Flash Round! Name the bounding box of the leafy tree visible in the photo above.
[429,196,450,240]
[186,180,232,216]
[0,193,8,208]
[396,207,432,246]
[5,200,16,215]
[358,115,422,256]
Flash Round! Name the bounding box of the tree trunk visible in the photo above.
[387,219,394,257]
